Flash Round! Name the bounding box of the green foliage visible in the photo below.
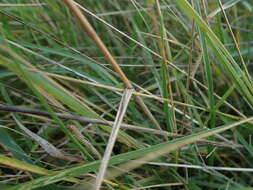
[0,0,252,189]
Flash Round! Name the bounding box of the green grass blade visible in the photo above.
[8,116,253,190]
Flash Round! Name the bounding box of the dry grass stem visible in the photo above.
[94,88,134,190]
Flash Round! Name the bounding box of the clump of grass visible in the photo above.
[0,0,253,189]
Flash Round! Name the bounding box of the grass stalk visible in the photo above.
[64,0,161,130]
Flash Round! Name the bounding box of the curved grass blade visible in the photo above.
[175,0,253,107]
[7,116,253,190]
[0,51,143,149]
[0,154,80,184]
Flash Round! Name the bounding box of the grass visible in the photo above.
[0,0,253,189]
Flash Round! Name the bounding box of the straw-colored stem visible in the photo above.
[64,0,132,88]
[94,89,134,189]
[64,0,161,130]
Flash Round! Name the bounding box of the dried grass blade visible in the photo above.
[94,88,134,190]
[13,116,76,161]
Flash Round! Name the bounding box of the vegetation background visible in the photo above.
[0,0,253,189]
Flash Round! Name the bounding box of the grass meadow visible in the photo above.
[0,0,253,189]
